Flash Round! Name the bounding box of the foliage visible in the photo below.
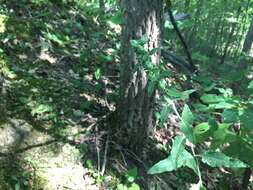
[0,0,253,189]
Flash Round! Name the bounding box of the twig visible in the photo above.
[95,125,101,177]
[101,135,109,176]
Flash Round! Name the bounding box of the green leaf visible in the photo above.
[208,118,219,132]
[213,101,234,109]
[224,140,253,167]
[181,105,196,143]
[129,183,140,190]
[159,106,171,127]
[166,88,195,100]
[148,136,198,174]
[201,151,247,168]
[180,149,198,175]
[109,11,123,25]
[148,156,175,174]
[248,81,253,89]
[15,183,20,190]
[211,123,237,149]
[194,122,211,143]
[126,167,138,183]
[117,184,127,190]
[170,136,186,166]
[222,109,239,123]
[94,68,101,80]
[240,108,253,129]
[200,94,224,104]
[148,136,185,174]
[31,104,53,116]
[193,103,208,112]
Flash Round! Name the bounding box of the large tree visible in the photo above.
[119,0,164,151]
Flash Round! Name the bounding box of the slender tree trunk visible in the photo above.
[234,0,250,57]
[220,6,242,64]
[119,0,164,151]
[187,0,203,45]
[239,16,253,69]
[242,16,253,53]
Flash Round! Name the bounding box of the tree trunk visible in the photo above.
[242,16,253,53]
[119,0,164,151]
[220,5,242,64]
[238,15,253,69]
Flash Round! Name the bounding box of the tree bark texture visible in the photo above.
[242,16,253,53]
[119,0,164,150]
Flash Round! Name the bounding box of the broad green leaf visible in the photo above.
[193,103,208,112]
[94,68,101,80]
[15,183,20,190]
[240,108,253,129]
[213,101,234,109]
[179,149,198,175]
[170,136,186,167]
[148,136,198,174]
[126,167,138,183]
[248,81,253,89]
[194,122,211,143]
[211,123,237,149]
[159,106,171,127]
[148,136,186,174]
[222,109,239,123]
[129,183,140,190]
[117,184,127,190]
[200,94,224,104]
[166,88,195,100]
[181,105,196,143]
[224,140,253,167]
[148,157,175,174]
[208,118,219,132]
[109,11,123,25]
[201,151,247,168]
[31,104,53,116]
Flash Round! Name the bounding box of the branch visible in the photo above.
[165,0,197,72]
[161,49,196,75]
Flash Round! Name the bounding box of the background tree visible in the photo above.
[240,15,253,69]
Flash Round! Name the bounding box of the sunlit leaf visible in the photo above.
[201,151,247,168]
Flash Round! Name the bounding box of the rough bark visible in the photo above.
[119,0,164,151]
